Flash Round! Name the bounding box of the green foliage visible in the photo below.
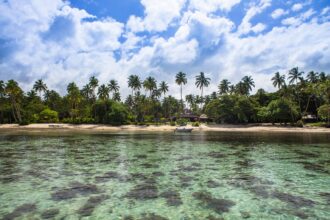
[296,120,304,127]
[192,122,200,127]
[107,102,128,126]
[38,109,59,123]
[266,98,299,124]
[176,118,188,126]
[170,121,176,126]
[317,104,330,121]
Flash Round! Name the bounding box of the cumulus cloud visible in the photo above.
[188,0,241,13]
[1,0,330,98]
[271,8,287,19]
[292,3,303,12]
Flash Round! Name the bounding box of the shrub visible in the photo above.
[106,102,128,126]
[296,120,304,127]
[170,121,176,126]
[192,122,200,127]
[38,109,59,123]
[176,118,188,126]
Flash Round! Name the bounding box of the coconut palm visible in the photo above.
[81,84,93,100]
[195,72,211,98]
[185,94,195,110]
[159,81,169,97]
[0,80,4,98]
[242,76,255,94]
[97,84,110,101]
[128,75,141,96]
[175,72,187,106]
[288,67,304,85]
[143,77,157,97]
[218,79,230,95]
[33,79,47,99]
[307,71,319,83]
[108,79,120,99]
[113,92,121,102]
[271,72,286,89]
[5,80,23,123]
[89,76,99,99]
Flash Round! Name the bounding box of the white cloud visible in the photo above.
[188,0,241,13]
[292,3,303,12]
[322,7,330,15]
[237,0,271,35]
[282,9,316,26]
[271,8,287,19]
[126,0,186,33]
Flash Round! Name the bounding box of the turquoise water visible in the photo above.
[0,131,329,219]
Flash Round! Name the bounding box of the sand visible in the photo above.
[0,123,329,133]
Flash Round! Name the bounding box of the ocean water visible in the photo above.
[0,131,329,220]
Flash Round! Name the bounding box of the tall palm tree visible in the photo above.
[218,79,230,95]
[307,71,319,83]
[128,75,141,96]
[97,84,110,101]
[175,72,187,107]
[0,80,4,98]
[143,77,157,97]
[108,80,120,99]
[271,72,286,89]
[5,80,23,123]
[242,76,255,94]
[195,72,211,98]
[81,84,93,100]
[89,76,99,99]
[159,81,169,97]
[33,79,47,99]
[113,92,121,102]
[288,67,304,85]
[185,94,195,110]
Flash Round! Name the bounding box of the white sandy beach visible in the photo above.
[0,123,329,133]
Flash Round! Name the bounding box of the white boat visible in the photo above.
[175,127,193,133]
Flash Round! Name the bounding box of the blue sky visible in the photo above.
[0,0,330,97]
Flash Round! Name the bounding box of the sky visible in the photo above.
[0,0,330,98]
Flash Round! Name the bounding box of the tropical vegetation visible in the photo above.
[0,68,329,126]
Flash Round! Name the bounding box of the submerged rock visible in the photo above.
[207,152,226,159]
[193,191,235,214]
[3,203,36,220]
[206,180,221,188]
[41,208,60,219]
[160,190,182,206]
[126,179,158,200]
[78,194,109,216]
[51,182,100,201]
[140,213,169,220]
[272,191,315,208]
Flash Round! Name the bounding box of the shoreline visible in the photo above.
[0,123,330,133]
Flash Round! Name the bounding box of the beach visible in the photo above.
[0,123,329,133]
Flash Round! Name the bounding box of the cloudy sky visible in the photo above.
[0,0,330,97]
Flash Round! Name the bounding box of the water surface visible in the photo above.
[0,131,329,219]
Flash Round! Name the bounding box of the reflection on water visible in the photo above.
[0,131,329,219]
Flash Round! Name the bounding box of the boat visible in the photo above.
[174,127,193,133]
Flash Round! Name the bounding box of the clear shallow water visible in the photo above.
[0,131,329,220]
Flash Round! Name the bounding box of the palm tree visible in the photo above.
[108,79,120,99]
[128,75,141,96]
[81,84,93,100]
[97,84,110,101]
[143,77,157,97]
[113,92,121,102]
[307,71,319,83]
[159,81,169,97]
[218,79,230,95]
[242,76,255,94]
[288,67,304,85]
[185,94,195,110]
[175,72,187,107]
[33,79,47,99]
[89,76,99,99]
[5,80,23,123]
[195,72,211,98]
[271,72,286,89]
